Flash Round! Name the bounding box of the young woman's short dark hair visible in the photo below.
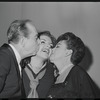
[38,31,56,48]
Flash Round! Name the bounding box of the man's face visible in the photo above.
[23,22,39,57]
[37,35,53,60]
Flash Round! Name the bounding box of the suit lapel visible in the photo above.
[1,43,20,78]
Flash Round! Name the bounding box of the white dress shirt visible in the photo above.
[9,44,22,76]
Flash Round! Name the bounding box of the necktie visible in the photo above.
[28,77,39,98]
[20,61,26,98]
[24,65,46,98]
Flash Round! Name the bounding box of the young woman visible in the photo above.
[47,32,100,98]
[22,31,56,98]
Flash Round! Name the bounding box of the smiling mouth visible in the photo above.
[42,49,49,54]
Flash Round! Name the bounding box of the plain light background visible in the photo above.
[0,2,100,88]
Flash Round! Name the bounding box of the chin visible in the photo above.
[42,54,49,59]
[50,57,54,63]
[50,60,54,64]
[41,56,48,60]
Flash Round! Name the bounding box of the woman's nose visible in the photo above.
[46,44,51,48]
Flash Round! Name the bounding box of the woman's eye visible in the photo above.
[50,45,53,48]
[41,41,45,44]
[56,45,59,48]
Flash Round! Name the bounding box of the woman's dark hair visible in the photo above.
[57,32,85,65]
[38,31,56,48]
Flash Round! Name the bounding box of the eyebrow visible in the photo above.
[40,39,46,41]
[40,39,53,45]
[57,42,61,45]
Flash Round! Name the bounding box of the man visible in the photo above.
[0,19,39,98]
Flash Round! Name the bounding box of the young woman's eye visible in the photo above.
[50,45,53,48]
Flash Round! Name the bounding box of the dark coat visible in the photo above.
[0,44,22,98]
[23,61,55,98]
[47,65,100,98]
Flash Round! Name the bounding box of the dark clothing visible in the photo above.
[47,65,100,98]
[23,61,55,98]
[0,44,23,98]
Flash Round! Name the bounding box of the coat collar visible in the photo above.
[1,43,21,78]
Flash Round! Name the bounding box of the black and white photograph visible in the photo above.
[0,2,100,98]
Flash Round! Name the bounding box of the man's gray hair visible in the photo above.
[7,19,32,43]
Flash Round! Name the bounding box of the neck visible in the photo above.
[30,56,46,74]
[10,42,22,59]
[54,56,72,72]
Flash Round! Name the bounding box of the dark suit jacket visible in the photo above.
[0,43,22,98]
[47,65,100,98]
[23,61,55,98]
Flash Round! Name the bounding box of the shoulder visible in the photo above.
[0,44,11,61]
[68,65,89,80]
[71,65,87,74]
[46,61,55,70]
[0,43,11,55]
[0,44,11,73]
[43,62,55,77]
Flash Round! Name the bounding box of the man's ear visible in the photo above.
[65,49,73,57]
[20,36,26,48]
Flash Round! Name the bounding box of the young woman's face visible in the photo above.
[37,35,53,60]
[50,40,68,62]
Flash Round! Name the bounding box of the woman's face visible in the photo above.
[50,40,68,63]
[37,35,53,60]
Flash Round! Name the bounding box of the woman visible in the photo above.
[47,32,100,98]
[22,31,56,98]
